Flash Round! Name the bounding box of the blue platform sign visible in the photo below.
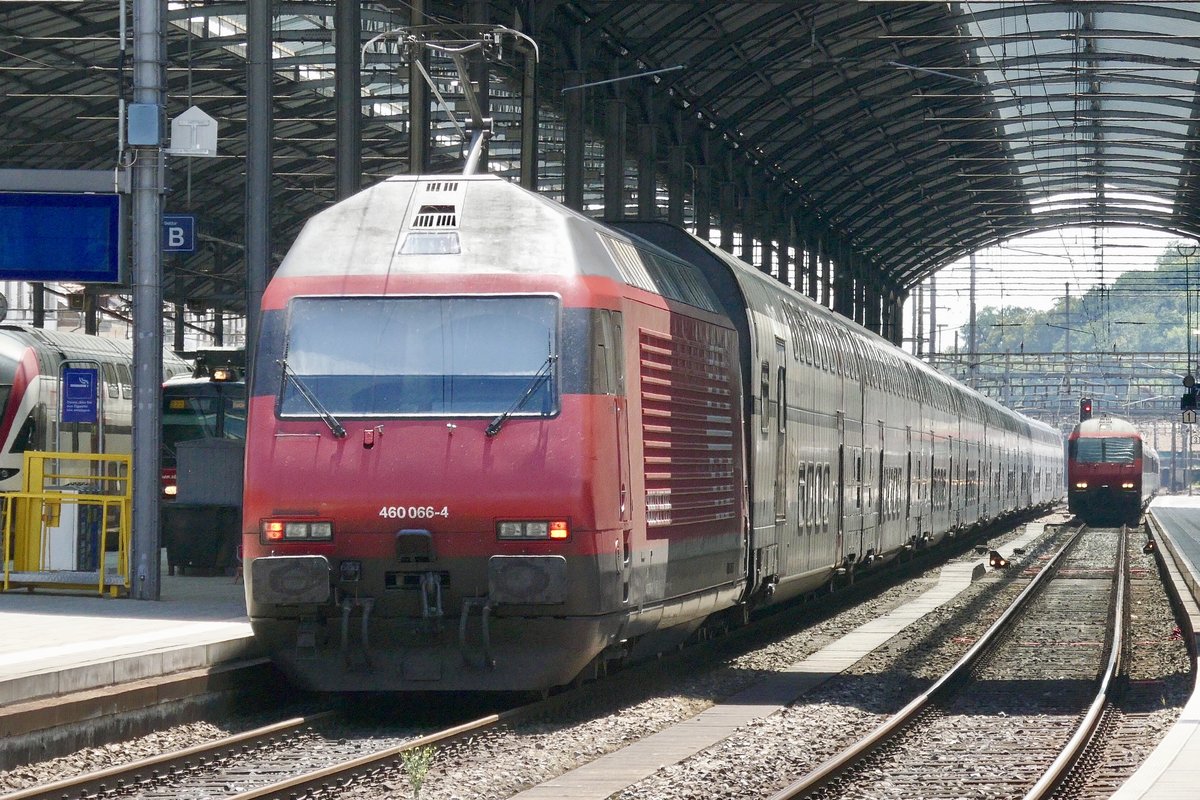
[162,214,196,252]
[0,192,122,282]
[62,367,99,424]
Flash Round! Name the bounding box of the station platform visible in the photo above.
[1112,495,1200,800]
[0,562,257,709]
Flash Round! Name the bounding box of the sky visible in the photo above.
[903,226,1182,356]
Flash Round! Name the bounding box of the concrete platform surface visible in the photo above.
[1110,495,1200,800]
[0,570,256,707]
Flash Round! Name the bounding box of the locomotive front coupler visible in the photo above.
[339,596,375,670]
[458,597,495,669]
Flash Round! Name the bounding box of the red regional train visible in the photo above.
[0,325,189,492]
[1067,414,1160,524]
[242,175,1064,692]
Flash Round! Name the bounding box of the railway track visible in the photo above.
[768,525,1130,800]
[0,704,525,800]
[1,514,1082,800]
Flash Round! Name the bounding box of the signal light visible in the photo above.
[1079,397,1093,421]
[1183,389,1197,411]
[988,550,1009,569]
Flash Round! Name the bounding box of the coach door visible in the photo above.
[835,411,845,565]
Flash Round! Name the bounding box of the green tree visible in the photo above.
[960,241,1194,355]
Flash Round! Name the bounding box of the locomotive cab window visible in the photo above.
[1069,436,1140,464]
[279,295,560,418]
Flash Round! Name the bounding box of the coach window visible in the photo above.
[117,363,133,399]
[102,363,119,399]
[760,362,770,433]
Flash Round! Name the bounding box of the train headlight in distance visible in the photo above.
[1074,482,1088,489]
[163,484,177,497]
[497,520,570,540]
[260,518,333,543]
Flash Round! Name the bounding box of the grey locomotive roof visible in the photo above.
[276,175,723,313]
[1075,416,1142,436]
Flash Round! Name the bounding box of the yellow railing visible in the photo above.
[2,451,132,597]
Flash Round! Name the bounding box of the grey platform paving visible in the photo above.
[0,565,257,708]
[511,522,1050,800]
[1111,495,1200,800]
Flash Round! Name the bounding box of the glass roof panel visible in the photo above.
[961,1,1200,220]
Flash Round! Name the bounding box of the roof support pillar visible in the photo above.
[761,218,774,279]
[834,244,853,319]
[245,0,271,368]
[408,0,428,174]
[131,0,167,600]
[335,0,361,199]
[693,165,711,241]
[603,98,626,220]
[777,217,792,288]
[564,70,585,210]
[469,0,490,173]
[719,182,735,253]
[519,14,537,190]
[638,124,657,218]
[819,237,831,309]
[854,261,866,326]
[667,145,686,226]
[865,279,882,335]
[893,292,907,345]
[173,302,185,351]
[805,228,818,302]
[741,189,757,268]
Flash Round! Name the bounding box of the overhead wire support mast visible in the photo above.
[362,24,539,177]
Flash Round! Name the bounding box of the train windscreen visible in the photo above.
[280,296,560,417]
[162,384,247,469]
[1070,436,1140,464]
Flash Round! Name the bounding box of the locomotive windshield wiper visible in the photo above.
[485,354,557,438]
[278,360,347,438]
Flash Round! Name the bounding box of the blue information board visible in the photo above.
[0,192,122,282]
[62,367,99,424]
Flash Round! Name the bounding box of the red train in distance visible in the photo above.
[1067,414,1160,524]
[241,174,1063,693]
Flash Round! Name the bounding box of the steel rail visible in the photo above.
[226,700,550,799]
[0,711,337,800]
[1022,524,1129,800]
[767,524,1086,800]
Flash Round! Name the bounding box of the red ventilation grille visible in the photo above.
[640,319,737,528]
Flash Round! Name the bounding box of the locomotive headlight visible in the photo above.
[496,520,570,540]
[1121,482,1135,489]
[260,518,334,543]
[1074,481,1088,489]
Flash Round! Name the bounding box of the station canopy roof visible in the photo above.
[3,1,1200,314]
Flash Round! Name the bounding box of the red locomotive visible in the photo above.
[1067,414,1160,524]
[242,175,1063,692]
